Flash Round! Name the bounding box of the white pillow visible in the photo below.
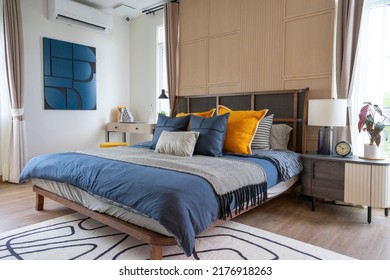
[270,124,293,150]
[154,131,200,157]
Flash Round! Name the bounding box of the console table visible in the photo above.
[106,122,155,142]
[301,153,390,223]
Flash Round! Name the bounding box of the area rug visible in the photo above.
[0,213,352,260]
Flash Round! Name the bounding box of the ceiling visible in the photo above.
[73,0,169,20]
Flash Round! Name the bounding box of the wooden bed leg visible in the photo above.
[150,245,163,260]
[35,193,44,211]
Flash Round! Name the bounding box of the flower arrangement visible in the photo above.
[358,102,389,146]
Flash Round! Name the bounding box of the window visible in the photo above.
[156,25,170,116]
[351,0,390,156]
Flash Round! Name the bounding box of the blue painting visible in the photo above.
[43,37,96,110]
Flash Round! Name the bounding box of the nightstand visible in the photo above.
[301,153,390,223]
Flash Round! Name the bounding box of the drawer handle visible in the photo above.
[135,127,139,130]
[114,126,118,129]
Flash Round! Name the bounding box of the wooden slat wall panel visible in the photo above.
[285,0,334,19]
[240,0,284,92]
[179,41,208,92]
[284,12,334,78]
[179,0,208,43]
[209,0,240,36]
[178,0,335,152]
[208,33,240,85]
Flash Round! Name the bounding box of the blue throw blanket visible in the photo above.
[19,147,301,257]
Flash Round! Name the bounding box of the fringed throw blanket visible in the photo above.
[81,147,267,219]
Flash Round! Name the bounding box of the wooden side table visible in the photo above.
[106,122,156,142]
[301,153,390,223]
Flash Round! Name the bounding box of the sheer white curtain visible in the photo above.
[0,0,12,181]
[351,0,390,156]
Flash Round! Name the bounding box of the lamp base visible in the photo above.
[317,126,333,155]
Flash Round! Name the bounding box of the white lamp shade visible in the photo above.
[308,99,347,127]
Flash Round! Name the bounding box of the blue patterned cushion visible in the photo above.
[150,115,191,149]
[189,113,230,156]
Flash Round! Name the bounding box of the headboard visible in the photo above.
[173,88,308,154]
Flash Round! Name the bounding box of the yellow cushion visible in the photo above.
[218,105,268,154]
[176,108,215,118]
[99,142,129,148]
[176,109,216,130]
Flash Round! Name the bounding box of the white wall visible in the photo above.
[127,12,163,145]
[129,11,163,122]
[22,0,131,160]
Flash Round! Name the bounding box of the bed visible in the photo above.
[19,88,308,260]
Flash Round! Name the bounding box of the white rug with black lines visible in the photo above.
[0,213,353,260]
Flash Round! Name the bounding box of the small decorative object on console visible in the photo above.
[118,107,133,123]
[335,141,352,157]
[358,102,389,159]
[358,101,389,147]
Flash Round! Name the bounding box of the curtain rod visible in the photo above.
[142,0,179,15]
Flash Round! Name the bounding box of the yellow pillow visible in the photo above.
[176,109,216,130]
[218,105,268,154]
[176,108,215,118]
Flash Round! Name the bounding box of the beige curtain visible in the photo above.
[3,0,27,183]
[164,1,179,115]
[334,0,364,144]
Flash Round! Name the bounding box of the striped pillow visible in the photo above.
[251,114,274,150]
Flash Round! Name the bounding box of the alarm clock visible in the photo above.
[335,141,352,157]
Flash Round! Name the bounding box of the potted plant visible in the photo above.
[358,101,389,158]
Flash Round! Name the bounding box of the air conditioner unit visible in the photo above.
[48,0,113,34]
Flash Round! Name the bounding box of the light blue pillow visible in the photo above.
[150,115,191,149]
[190,113,230,156]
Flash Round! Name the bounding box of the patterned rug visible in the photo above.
[0,213,352,260]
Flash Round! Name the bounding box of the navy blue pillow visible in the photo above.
[190,113,229,156]
[150,115,191,149]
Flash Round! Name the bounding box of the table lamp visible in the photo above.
[308,99,347,155]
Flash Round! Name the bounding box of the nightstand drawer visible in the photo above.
[107,122,155,134]
[311,160,345,201]
[300,158,313,196]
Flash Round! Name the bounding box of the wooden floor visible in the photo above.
[1,181,389,260]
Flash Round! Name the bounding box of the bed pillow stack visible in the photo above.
[151,107,293,156]
[152,110,227,157]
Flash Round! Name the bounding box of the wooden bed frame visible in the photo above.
[33,88,308,260]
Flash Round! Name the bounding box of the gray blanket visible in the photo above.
[80,147,267,218]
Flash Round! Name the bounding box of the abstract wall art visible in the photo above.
[43,37,96,110]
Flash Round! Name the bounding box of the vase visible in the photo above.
[364,144,382,159]
[148,104,154,123]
